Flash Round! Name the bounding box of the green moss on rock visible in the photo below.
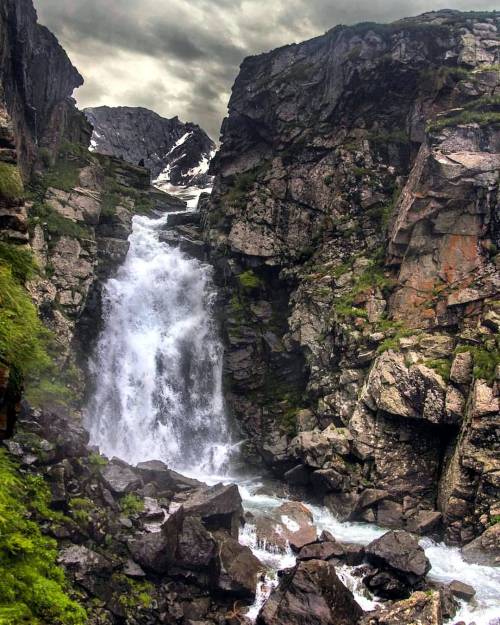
[0,449,86,625]
[0,163,24,201]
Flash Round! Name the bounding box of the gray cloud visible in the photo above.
[34,0,499,140]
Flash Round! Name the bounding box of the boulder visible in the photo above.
[275,502,317,551]
[364,530,430,597]
[257,560,362,625]
[213,531,263,598]
[100,459,143,494]
[58,544,113,579]
[182,483,243,537]
[448,580,476,601]
[284,464,312,486]
[127,505,184,574]
[297,541,344,561]
[311,468,346,494]
[406,510,442,535]
[176,516,217,570]
[462,524,500,566]
[136,459,201,491]
[359,590,442,625]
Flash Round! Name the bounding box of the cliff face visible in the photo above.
[205,10,500,546]
[0,0,89,174]
[84,105,215,186]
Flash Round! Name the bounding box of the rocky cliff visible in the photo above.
[204,9,500,548]
[0,0,89,174]
[84,105,216,186]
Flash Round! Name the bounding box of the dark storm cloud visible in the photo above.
[34,0,500,140]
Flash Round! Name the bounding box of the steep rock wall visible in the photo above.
[204,10,500,546]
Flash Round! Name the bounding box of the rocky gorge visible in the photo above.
[0,1,498,625]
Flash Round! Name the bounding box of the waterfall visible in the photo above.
[84,211,231,474]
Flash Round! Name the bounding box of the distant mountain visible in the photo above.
[84,106,216,187]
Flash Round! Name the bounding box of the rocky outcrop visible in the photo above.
[85,105,215,186]
[204,9,500,548]
[0,0,89,174]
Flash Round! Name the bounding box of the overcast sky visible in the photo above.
[34,0,498,140]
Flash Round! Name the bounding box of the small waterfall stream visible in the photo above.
[85,193,500,625]
[84,210,231,473]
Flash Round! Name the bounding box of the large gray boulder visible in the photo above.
[100,459,143,494]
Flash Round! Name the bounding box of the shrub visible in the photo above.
[424,358,451,382]
[119,494,144,516]
[237,270,262,290]
[0,449,86,624]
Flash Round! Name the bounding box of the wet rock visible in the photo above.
[100,459,143,494]
[311,468,346,494]
[406,510,442,535]
[448,580,476,601]
[214,531,263,598]
[257,559,362,625]
[127,506,184,574]
[462,524,500,566]
[182,483,243,537]
[364,530,431,596]
[58,544,114,579]
[297,541,344,561]
[136,459,201,492]
[275,501,317,551]
[359,590,442,625]
[284,464,312,486]
[176,516,217,570]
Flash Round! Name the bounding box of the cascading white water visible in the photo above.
[84,210,231,474]
[85,190,499,625]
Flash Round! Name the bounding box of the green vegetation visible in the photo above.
[0,263,51,378]
[223,163,269,207]
[24,379,74,410]
[428,95,500,132]
[425,358,452,382]
[69,497,95,524]
[0,242,38,283]
[0,449,86,625]
[332,256,396,321]
[368,129,409,146]
[88,452,108,468]
[119,494,144,516]
[489,514,500,526]
[0,163,24,201]
[237,269,262,290]
[455,337,499,383]
[28,201,91,241]
[111,574,154,611]
[376,319,414,354]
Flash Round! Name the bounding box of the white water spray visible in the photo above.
[84,210,230,473]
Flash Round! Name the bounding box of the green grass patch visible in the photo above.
[0,163,24,201]
[424,358,451,382]
[455,338,499,383]
[0,243,38,283]
[0,449,86,625]
[238,269,262,290]
[0,264,51,377]
[111,574,154,611]
[119,494,144,516]
[29,201,91,241]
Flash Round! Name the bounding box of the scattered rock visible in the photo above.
[359,590,442,625]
